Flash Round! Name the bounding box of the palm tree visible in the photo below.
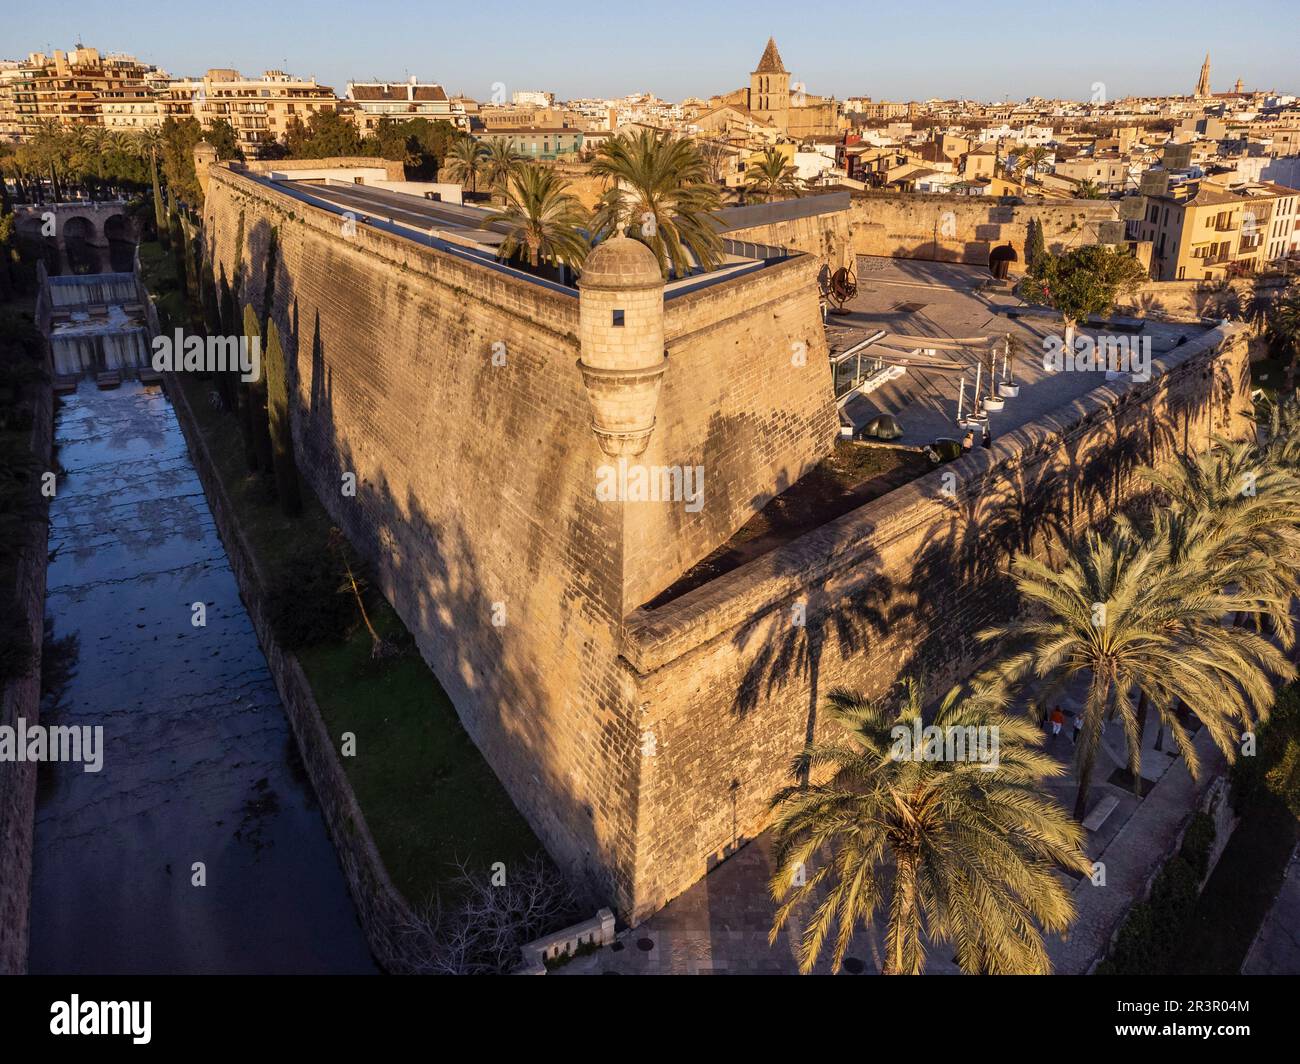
[482,164,589,271]
[1141,440,1300,634]
[979,531,1292,820]
[590,128,722,277]
[441,135,488,195]
[1075,179,1105,199]
[1268,293,1300,395]
[768,678,1089,974]
[482,137,524,195]
[745,147,801,202]
[133,127,167,243]
[1020,146,1049,183]
[1259,392,1300,473]
[135,127,164,164]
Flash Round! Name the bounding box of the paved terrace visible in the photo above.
[831,256,1214,448]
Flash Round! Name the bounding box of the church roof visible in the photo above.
[755,37,786,74]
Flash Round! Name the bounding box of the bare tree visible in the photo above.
[398,854,585,974]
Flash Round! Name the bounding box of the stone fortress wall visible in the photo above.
[847,192,1119,268]
[202,164,837,918]
[202,163,1251,923]
[621,326,1251,915]
[0,350,53,973]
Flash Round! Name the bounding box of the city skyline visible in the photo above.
[9,0,1298,103]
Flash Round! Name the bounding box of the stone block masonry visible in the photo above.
[202,165,836,921]
[0,363,53,974]
[848,192,1118,269]
[621,325,1251,917]
[202,161,1249,925]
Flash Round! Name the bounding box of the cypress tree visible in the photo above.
[259,229,279,334]
[241,304,274,479]
[263,320,302,516]
[218,271,241,418]
[152,152,168,248]
[1025,217,1046,271]
[169,211,186,299]
[218,271,235,337]
[202,264,236,410]
[239,304,263,472]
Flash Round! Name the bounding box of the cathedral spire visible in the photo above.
[1195,53,1211,97]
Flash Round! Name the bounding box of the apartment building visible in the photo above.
[0,46,159,139]
[102,97,163,131]
[1053,154,1136,191]
[345,79,468,135]
[1134,177,1299,280]
[0,61,26,140]
[511,90,554,108]
[161,69,339,156]
[471,126,583,159]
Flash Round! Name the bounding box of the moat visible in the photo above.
[29,379,376,974]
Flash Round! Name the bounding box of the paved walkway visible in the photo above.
[1241,844,1300,974]
[562,674,1222,976]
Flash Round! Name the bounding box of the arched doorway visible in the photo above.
[989,243,1018,280]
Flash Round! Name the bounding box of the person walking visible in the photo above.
[1071,711,1083,745]
[1049,706,1065,737]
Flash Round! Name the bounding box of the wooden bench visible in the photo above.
[1082,794,1121,832]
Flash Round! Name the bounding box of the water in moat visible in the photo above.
[30,379,378,973]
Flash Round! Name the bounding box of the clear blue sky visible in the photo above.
[10,0,1297,102]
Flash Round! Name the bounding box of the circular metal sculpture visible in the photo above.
[822,265,858,315]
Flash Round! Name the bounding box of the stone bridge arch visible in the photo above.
[11,201,137,273]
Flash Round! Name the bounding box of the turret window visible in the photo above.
[612,310,625,327]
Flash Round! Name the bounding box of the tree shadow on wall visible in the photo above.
[208,223,617,917]
[731,556,899,785]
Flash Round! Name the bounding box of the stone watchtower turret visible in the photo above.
[576,235,667,458]
[192,139,219,199]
